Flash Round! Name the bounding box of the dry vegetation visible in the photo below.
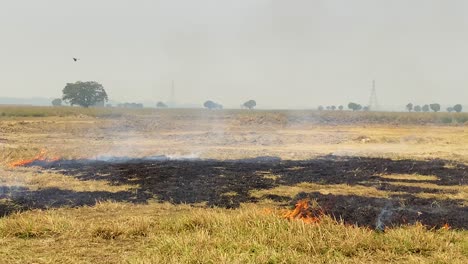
[0,106,467,263]
[0,202,466,264]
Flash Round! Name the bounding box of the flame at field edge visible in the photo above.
[8,149,60,168]
[283,199,324,224]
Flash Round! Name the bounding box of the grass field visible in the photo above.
[0,106,467,263]
[1,105,468,124]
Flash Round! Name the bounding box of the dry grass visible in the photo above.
[0,105,155,118]
[252,182,395,200]
[1,106,468,124]
[0,168,134,193]
[389,181,468,204]
[1,107,468,164]
[380,174,439,181]
[0,202,466,264]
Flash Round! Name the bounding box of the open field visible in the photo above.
[0,106,467,263]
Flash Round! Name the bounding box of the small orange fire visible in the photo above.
[9,149,60,168]
[283,199,324,224]
[441,223,451,230]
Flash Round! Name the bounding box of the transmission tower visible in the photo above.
[368,80,380,111]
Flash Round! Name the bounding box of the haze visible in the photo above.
[1,0,468,109]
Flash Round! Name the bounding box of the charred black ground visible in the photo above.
[1,156,467,229]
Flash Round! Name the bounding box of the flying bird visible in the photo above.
[73,58,80,62]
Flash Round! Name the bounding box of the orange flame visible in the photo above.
[441,223,451,230]
[9,149,59,168]
[283,199,324,224]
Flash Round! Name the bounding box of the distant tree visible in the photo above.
[204,100,222,110]
[406,103,413,112]
[453,104,463,113]
[338,105,344,111]
[363,106,370,111]
[414,105,422,112]
[204,100,216,109]
[331,105,336,111]
[62,81,108,108]
[156,101,168,108]
[422,104,430,112]
[243,100,256,110]
[348,102,362,111]
[429,103,441,112]
[318,106,324,111]
[326,106,331,110]
[447,107,454,113]
[51,98,62,106]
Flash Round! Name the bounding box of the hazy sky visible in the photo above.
[1,0,468,108]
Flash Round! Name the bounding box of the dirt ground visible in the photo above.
[1,110,467,230]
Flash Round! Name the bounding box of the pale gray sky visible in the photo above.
[1,0,468,108]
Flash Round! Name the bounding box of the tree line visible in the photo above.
[52,81,464,113]
[318,103,369,111]
[52,81,258,110]
[318,102,464,113]
[200,99,257,110]
[406,103,462,113]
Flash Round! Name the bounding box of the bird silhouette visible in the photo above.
[73,58,79,62]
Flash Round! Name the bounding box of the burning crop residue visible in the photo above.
[441,223,451,230]
[9,149,60,168]
[8,150,201,169]
[4,154,466,230]
[283,199,324,224]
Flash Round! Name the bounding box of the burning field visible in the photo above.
[0,108,467,263]
[2,154,467,230]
